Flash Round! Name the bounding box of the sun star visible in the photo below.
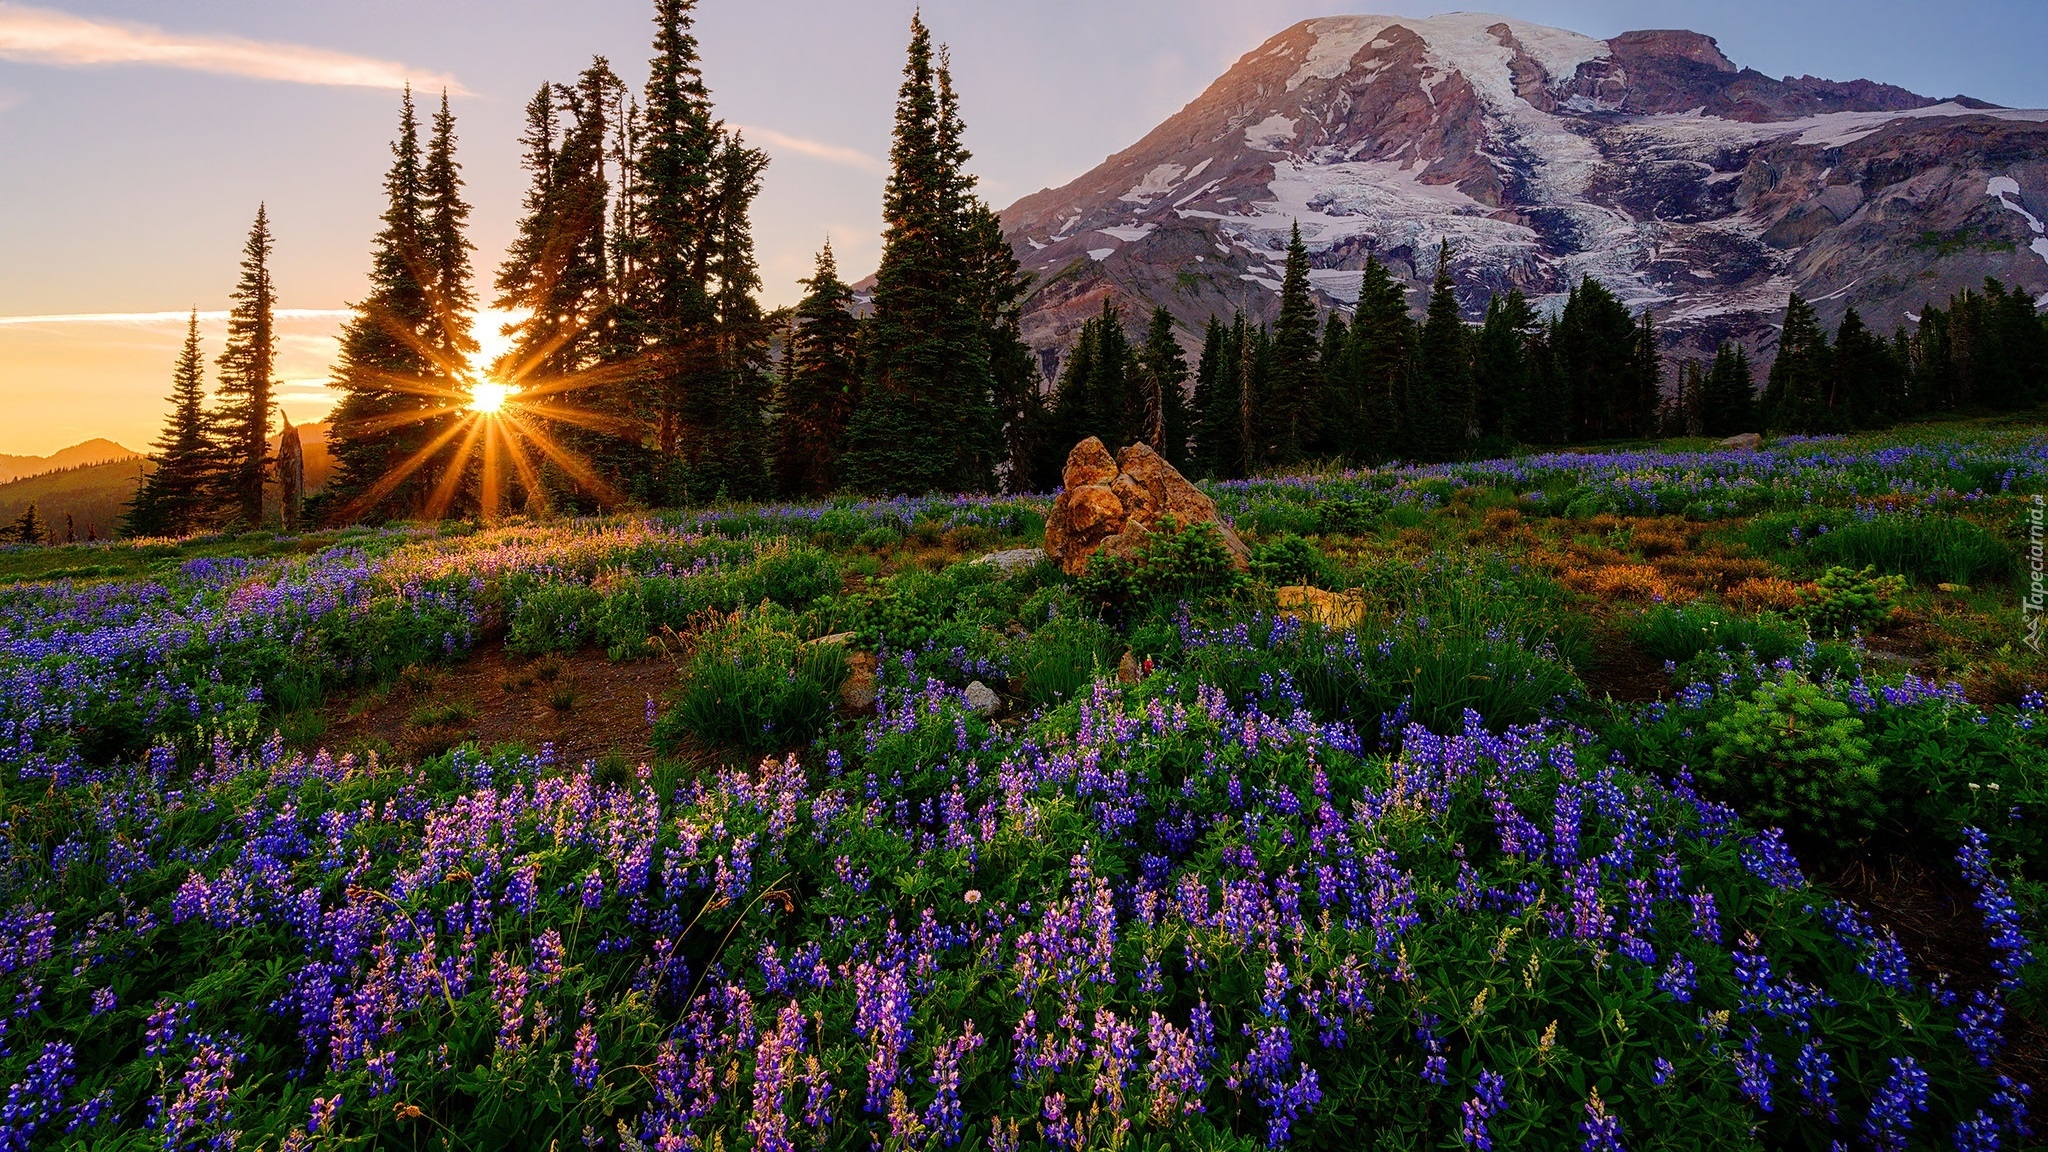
[469,380,513,415]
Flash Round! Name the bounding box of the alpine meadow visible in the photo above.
[6,3,2048,1151]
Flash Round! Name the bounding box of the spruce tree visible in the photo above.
[772,242,860,496]
[1829,308,1901,428]
[691,130,774,499]
[125,311,216,537]
[1263,223,1322,465]
[1761,294,1832,433]
[1554,277,1636,442]
[1137,307,1192,469]
[9,504,44,546]
[1313,311,1352,457]
[1409,242,1472,461]
[1350,257,1412,462]
[959,204,1041,494]
[214,204,279,527]
[327,91,443,522]
[839,16,1001,494]
[1191,316,1242,480]
[1701,343,1756,437]
[424,91,478,369]
[1628,311,1663,438]
[1474,289,1536,441]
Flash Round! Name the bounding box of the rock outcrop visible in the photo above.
[1043,438,1251,576]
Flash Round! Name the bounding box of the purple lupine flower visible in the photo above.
[572,1022,600,1091]
[1580,1090,1627,1152]
[1415,1012,1449,1086]
[1864,1057,1931,1152]
[1459,1069,1509,1150]
[1795,1040,1838,1123]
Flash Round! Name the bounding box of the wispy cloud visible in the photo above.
[0,309,349,327]
[738,125,886,175]
[0,4,465,94]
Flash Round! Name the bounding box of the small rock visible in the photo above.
[964,680,1001,717]
[807,631,857,647]
[1117,650,1140,684]
[841,653,878,714]
[1276,585,1369,630]
[1719,433,1763,452]
[975,548,1048,575]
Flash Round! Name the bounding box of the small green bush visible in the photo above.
[1249,534,1333,587]
[1797,565,1904,636]
[655,612,848,752]
[856,526,902,550]
[1076,516,1248,614]
[1313,494,1389,534]
[1703,674,1884,857]
[507,583,604,654]
[1012,616,1122,709]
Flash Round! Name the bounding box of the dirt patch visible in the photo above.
[1581,629,1670,704]
[320,643,684,770]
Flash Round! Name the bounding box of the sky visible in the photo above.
[1,0,2045,457]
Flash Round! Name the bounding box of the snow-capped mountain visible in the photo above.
[1000,14,2048,367]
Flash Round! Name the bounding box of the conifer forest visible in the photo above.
[4,4,2048,1151]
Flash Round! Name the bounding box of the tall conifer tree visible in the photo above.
[214,205,279,526]
[1761,294,1832,433]
[125,312,215,537]
[840,16,1001,494]
[1474,289,1536,441]
[1263,223,1322,466]
[1350,257,1412,462]
[1701,343,1756,437]
[327,91,444,521]
[1137,307,1193,468]
[772,243,860,496]
[1191,316,1242,479]
[1409,242,1472,461]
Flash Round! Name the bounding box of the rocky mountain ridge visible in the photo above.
[1000,14,2048,370]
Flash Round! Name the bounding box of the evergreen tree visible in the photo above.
[424,91,478,370]
[327,91,445,522]
[1349,257,1412,462]
[1627,310,1663,438]
[1829,307,1903,428]
[214,205,279,527]
[1408,242,1472,461]
[1261,223,1321,465]
[125,311,217,537]
[8,504,44,546]
[772,242,860,496]
[1473,289,1536,441]
[1312,311,1352,457]
[688,130,774,499]
[1191,316,1242,479]
[1700,343,1756,437]
[840,16,1002,494]
[958,203,1041,494]
[1044,300,1139,461]
[1522,325,1572,446]
[1136,307,1193,469]
[1761,294,1832,433]
[1554,276,1637,442]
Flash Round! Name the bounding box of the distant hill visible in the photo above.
[0,458,151,541]
[0,439,141,485]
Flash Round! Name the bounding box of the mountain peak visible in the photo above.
[1001,13,2048,371]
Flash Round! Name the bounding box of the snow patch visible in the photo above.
[1287,17,1395,91]
[1988,176,2046,234]
[1096,224,1156,243]
[1120,163,1187,204]
[2033,237,2048,274]
[1027,238,1046,251]
[1087,248,1116,263]
[1245,114,1299,152]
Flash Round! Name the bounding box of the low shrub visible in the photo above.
[654,611,848,752]
[1797,565,1904,636]
[1632,603,1802,668]
[1249,534,1334,587]
[1702,674,1884,858]
[1075,516,1248,616]
[1011,615,1123,709]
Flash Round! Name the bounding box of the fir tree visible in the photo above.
[1761,294,1832,433]
[1554,276,1636,442]
[772,242,860,497]
[1522,325,1572,446]
[424,91,477,369]
[1191,316,1242,479]
[214,204,279,527]
[8,504,44,546]
[1829,307,1902,428]
[125,311,217,537]
[690,130,774,499]
[1137,307,1192,469]
[1043,300,1138,461]
[959,203,1041,494]
[327,91,444,522]
[1474,289,1536,441]
[1262,223,1321,465]
[1408,242,1472,461]
[1700,343,1756,437]
[840,16,1001,494]
[1349,257,1412,462]
[1627,311,1663,438]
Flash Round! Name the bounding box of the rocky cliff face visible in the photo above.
[1000,14,2048,370]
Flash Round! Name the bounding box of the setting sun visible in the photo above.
[468,380,513,414]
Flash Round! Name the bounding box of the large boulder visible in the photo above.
[1043,438,1251,576]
